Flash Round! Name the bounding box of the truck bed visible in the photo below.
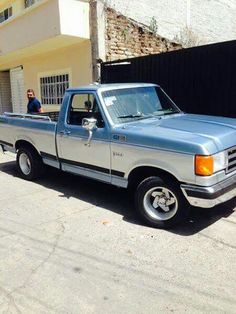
[2,111,60,123]
[38,111,60,122]
[0,112,58,158]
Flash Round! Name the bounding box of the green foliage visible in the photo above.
[149,16,158,35]
[174,27,200,48]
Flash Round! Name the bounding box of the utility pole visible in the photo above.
[89,0,106,83]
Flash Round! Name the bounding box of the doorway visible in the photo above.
[10,67,25,113]
[0,71,12,114]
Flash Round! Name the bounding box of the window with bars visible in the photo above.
[24,0,40,8]
[40,74,69,105]
[0,7,12,23]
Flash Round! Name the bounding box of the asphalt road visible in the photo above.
[0,152,236,314]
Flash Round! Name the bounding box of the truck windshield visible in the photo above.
[102,86,181,124]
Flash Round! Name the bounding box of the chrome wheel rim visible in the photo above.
[143,187,178,221]
[19,153,31,175]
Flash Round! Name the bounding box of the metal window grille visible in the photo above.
[25,0,40,8]
[40,74,69,105]
[0,7,12,23]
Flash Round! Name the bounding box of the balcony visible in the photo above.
[0,0,90,65]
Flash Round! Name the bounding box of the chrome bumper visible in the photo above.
[181,174,236,208]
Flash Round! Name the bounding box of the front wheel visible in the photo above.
[135,176,189,228]
[16,147,43,180]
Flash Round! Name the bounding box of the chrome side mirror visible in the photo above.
[82,118,97,131]
[82,118,97,146]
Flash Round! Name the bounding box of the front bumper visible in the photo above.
[181,173,236,208]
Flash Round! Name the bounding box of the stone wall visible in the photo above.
[105,7,181,61]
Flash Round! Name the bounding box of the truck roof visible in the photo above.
[67,83,158,92]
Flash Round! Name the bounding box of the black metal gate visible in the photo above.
[101,40,236,118]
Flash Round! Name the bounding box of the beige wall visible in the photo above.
[28,40,92,112]
[25,40,92,88]
[0,40,92,112]
[0,0,92,113]
[0,1,60,55]
[0,0,18,12]
[0,0,89,57]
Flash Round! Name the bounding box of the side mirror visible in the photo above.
[82,118,97,146]
[82,118,97,131]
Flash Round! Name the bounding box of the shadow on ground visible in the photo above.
[0,159,235,235]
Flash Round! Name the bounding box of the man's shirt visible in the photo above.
[27,98,41,114]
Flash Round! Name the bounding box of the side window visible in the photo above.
[25,0,39,8]
[68,93,104,128]
[0,7,12,23]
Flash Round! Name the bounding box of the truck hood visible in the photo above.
[112,113,236,155]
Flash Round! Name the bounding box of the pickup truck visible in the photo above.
[0,83,236,228]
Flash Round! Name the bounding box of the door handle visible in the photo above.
[59,130,71,135]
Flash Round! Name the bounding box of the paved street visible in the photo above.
[0,152,236,314]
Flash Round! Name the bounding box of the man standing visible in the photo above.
[27,89,42,114]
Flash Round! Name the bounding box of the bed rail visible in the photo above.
[3,112,52,122]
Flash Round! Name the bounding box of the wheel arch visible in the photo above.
[128,166,180,191]
[15,140,40,157]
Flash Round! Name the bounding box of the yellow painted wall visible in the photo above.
[0,40,92,112]
[0,0,92,113]
[0,0,24,15]
[25,40,92,111]
[0,0,89,57]
[0,0,61,55]
[27,41,91,87]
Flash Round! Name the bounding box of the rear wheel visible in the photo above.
[16,147,43,180]
[135,176,189,228]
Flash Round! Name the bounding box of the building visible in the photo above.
[0,0,182,114]
[106,0,236,47]
[0,0,91,113]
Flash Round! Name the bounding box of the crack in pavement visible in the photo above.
[0,286,22,314]
[222,218,236,225]
[0,221,65,313]
[0,204,96,241]
[199,232,236,250]
[0,189,49,204]
[36,204,98,227]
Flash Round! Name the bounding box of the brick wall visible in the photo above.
[105,7,181,61]
[106,0,236,46]
[0,72,12,114]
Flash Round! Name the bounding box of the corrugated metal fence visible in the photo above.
[101,40,236,118]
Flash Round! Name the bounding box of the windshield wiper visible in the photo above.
[117,114,143,119]
[153,109,179,116]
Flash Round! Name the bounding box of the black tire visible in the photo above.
[135,176,189,229]
[16,147,43,180]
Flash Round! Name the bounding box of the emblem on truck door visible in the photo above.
[113,151,123,157]
[112,134,126,142]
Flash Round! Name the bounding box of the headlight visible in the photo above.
[213,151,227,173]
[195,151,227,176]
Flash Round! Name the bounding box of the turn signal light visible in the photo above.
[195,155,214,176]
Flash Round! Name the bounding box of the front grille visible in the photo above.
[227,146,236,173]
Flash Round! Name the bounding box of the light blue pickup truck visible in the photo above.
[0,83,236,228]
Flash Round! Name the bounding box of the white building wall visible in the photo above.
[106,0,236,45]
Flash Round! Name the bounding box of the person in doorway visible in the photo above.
[27,89,42,114]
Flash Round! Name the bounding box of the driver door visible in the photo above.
[57,92,111,183]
